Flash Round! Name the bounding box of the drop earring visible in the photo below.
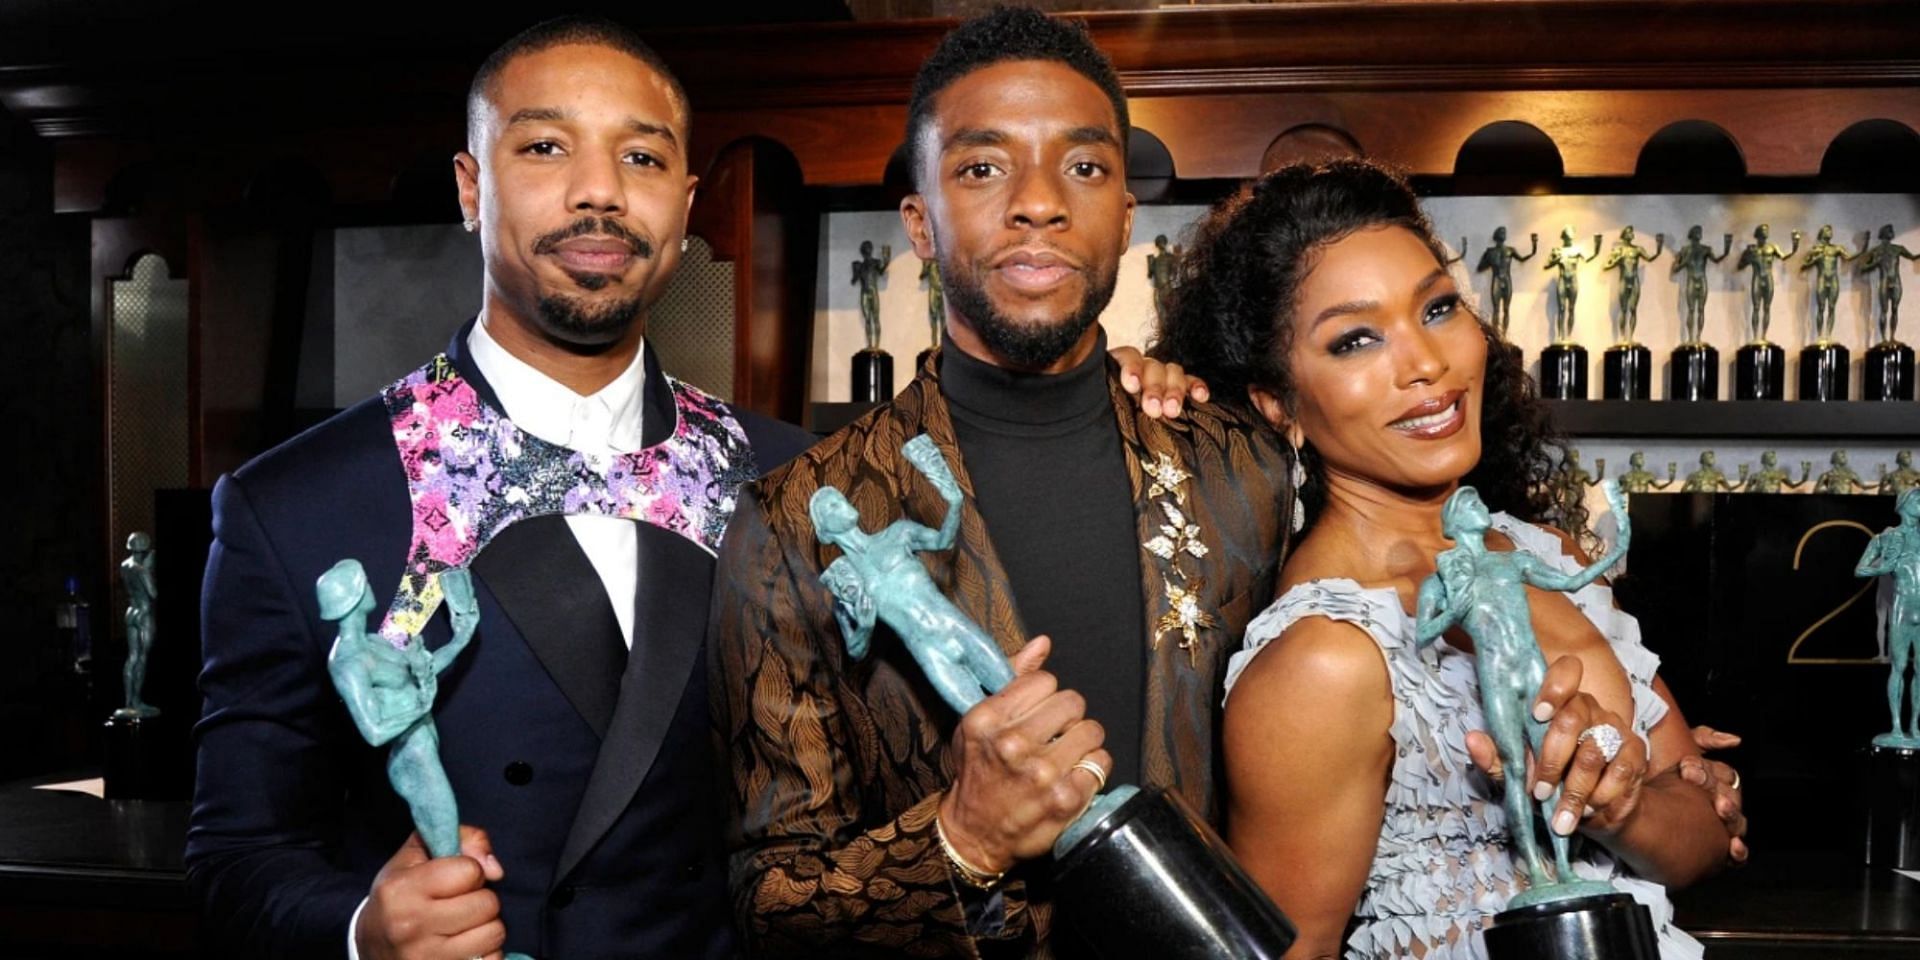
[1289,443,1307,533]
[680,237,690,253]
[461,218,478,233]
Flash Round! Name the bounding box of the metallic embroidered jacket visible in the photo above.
[708,356,1294,958]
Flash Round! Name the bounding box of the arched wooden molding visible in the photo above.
[1820,119,1920,191]
[1452,120,1564,193]
[1635,120,1746,191]
[1260,123,1363,175]
[1126,126,1175,201]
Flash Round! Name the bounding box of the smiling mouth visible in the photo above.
[1388,393,1466,437]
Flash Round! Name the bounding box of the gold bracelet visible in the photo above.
[934,813,1005,891]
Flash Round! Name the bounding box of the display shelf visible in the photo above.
[1547,400,1920,440]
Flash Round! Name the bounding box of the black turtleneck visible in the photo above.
[942,335,1145,788]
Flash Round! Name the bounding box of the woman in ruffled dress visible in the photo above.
[1152,160,1744,960]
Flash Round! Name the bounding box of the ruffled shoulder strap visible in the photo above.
[1224,578,1413,703]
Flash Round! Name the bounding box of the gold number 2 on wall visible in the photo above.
[1787,520,1882,665]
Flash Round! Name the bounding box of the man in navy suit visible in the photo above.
[186,16,811,959]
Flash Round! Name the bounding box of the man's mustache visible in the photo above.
[531,217,654,259]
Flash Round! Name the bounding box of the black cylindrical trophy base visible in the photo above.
[103,712,167,800]
[1484,893,1658,960]
[1798,342,1851,401]
[1734,342,1786,400]
[1053,787,1296,959]
[1669,343,1719,401]
[1865,341,1916,401]
[1866,744,1920,869]
[1602,344,1652,400]
[1539,343,1588,400]
[850,349,893,402]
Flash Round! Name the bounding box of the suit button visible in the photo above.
[504,761,533,786]
[550,885,575,909]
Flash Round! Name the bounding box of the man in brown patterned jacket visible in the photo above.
[708,9,1295,958]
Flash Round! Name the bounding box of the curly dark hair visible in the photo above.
[1152,158,1577,534]
[905,5,1129,193]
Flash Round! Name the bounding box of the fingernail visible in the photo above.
[1533,781,1553,801]
[1582,805,1594,818]
[487,854,502,873]
[1125,374,1139,390]
[1533,702,1553,722]
[1553,811,1576,835]
[1167,400,1182,417]
[1146,398,1161,416]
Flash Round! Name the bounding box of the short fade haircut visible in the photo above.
[466,15,690,150]
[905,5,1129,192]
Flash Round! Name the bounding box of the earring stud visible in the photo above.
[461,219,478,233]
[680,237,690,253]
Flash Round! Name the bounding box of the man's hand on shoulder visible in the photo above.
[357,828,508,960]
[936,636,1110,875]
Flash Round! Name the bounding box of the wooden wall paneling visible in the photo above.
[743,139,814,425]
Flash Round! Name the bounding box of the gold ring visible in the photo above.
[1072,757,1108,793]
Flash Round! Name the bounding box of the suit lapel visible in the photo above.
[555,524,713,881]
[470,516,626,739]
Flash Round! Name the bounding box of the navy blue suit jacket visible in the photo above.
[187,323,813,959]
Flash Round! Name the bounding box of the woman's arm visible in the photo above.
[1582,675,1732,887]
[1224,617,1395,960]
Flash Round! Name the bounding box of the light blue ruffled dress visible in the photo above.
[1223,513,1705,960]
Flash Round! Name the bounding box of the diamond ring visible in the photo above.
[1577,723,1624,763]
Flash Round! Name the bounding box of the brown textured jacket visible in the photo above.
[708,356,1294,958]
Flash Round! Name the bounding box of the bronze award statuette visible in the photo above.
[1797,225,1861,401]
[851,240,894,401]
[1600,227,1662,400]
[1734,224,1800,400]
[1859,224,1919,401]
[1540,227,1601,399]
[1669,226,1731,401]
[810,435,1297,959]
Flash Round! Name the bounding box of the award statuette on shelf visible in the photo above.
[1797,226,1863,401]
[1147,234,1184,323]
[1541,227,1602,399]
[850,240,893,401]
[1880,451,1920,499]
[1813,450,1872,495]
[1600,227,1663,400]
[809,435,1297,959]
[1680,451,1736,493]
[1739,451,1812,494]
[1548,449,1602,527]
[1668,227,1732,401]
[1616,452,1677,495]
[1857,490,1920,869]
[1416,483,1659,959]
[916,259,945,371]
[1477,227,1538,363]
[318,560,535,960]
[1858,224,1920,401]
[104,531,163,799]
[1734,224,1801,400]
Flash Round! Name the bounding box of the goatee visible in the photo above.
[941,255,1117,370]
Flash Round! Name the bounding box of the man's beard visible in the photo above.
[528,215,655,347]
[535,290,647,346]
[941,250,1117,369]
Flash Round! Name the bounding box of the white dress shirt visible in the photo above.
[347,319,646,956]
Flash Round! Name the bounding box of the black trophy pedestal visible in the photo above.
[103,711,169,800]
[1734,342,1786,400]
[1669,343,1718,401]
[1053,787,1296,959]
[1484,892,1658,960]
[1799,341,1851,401]
[1865,744,1920,869]
[1865,341,1916,401]
[1539,343,1588,400]
[850,349,893,402]
[1602,343,1652,400]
